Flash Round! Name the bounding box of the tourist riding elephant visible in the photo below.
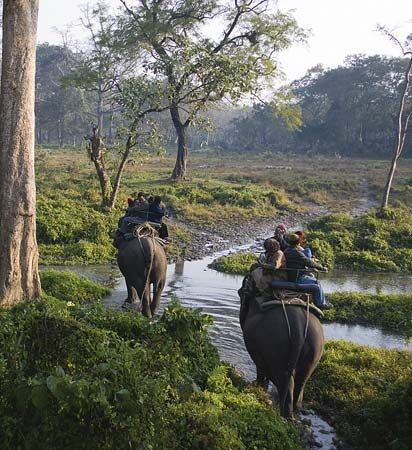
[116,237,167,318]
[239,276,324,419]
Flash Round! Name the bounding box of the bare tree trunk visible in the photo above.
[86,126,112,207]
[97,87,104,136]
[0,0,41,305]
[108,129,136,209]
[170,106,188,180]
[381,56,412,209]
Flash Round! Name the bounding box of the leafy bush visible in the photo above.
[168,366,300,450]
[306,341,412,450]
[37,194,117,264]
[308,238,334,269]
[307,208,412,272]
[0,274,300,450]
[210,252,257,275]
[40,269,110,304]
[337,251,400,272]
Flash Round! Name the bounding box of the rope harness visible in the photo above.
[133,223,158,305]
[278,290,310,341]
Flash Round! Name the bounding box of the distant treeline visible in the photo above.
[35,45,411,157]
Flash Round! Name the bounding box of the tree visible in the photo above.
[380,29,412,208]
[0,0,41,305]
[118,0,305,180]
[68,2,169,209]
[35,43,90,146]
[292,56,407,156]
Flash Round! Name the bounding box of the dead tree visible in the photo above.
[380,29,412,209]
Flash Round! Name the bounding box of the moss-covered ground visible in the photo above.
[306,341,412,450]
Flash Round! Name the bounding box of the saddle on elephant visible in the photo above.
[246,268,324,319]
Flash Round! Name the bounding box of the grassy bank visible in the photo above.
[211,208,412,275]
[0,270,301,450]
[35,148,412,265]
[324,292,412,337]
[306,341,412,450]
[307,207,412,272]
[209,251,257,275]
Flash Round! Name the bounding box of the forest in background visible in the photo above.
[35,43,411,157]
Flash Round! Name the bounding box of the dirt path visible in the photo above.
[169,205,329,261]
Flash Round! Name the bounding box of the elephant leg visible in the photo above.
[293,373,308,412]
[279,371,295,419]
[125,280,137,303]
[255,367,269,390]
[150,279,165,316]
[138,280,152,319]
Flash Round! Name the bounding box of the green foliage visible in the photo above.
[210,252,257,275]
[168,366,300,450]
[306,341,412,450]
[307,208,412,272]
[40,270,110,304]
[0,285,300,450]
[323,292,412,337]
[308,238,334,269]
[37,194,117,264]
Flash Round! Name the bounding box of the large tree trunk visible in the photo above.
[0,0,41,305]
[170,106,188,180]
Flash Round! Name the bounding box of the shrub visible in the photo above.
[168,366,300,450]
[0,289,300,450]
[40,270,110,304]
[305,341,412,450]
[309,238,334,269]
[337,251,400,272]
[210,252,257,275]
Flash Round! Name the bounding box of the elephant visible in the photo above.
[239,276,324,419]
[116,236,167,318]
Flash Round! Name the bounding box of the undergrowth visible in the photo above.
[306,341,412,450]
[0,270,300,450]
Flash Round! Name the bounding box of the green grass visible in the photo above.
[306,341,412,450]
[35,148,412,265]
[0,270,301,450]
[307,208,412,272]
[324,292,412,337]
[209,251,257,275]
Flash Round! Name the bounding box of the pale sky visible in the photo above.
[37,0,412,81]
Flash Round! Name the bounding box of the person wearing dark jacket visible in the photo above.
[149,195,169,240]
[284,233,330,309]
[273,223,288,251]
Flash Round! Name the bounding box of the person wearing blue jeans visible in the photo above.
[284,233,331,309]
[297,273,325,307]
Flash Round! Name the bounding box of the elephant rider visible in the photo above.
[252,238,287,293]
[284,233,332,309]
[149,195,169,240]
[295,230,315,259]
[272,223,288,251]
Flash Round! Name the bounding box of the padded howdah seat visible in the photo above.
[270,279,320,295]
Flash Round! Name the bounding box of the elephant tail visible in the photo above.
[280,324,306,415]
[141,236,156,296]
